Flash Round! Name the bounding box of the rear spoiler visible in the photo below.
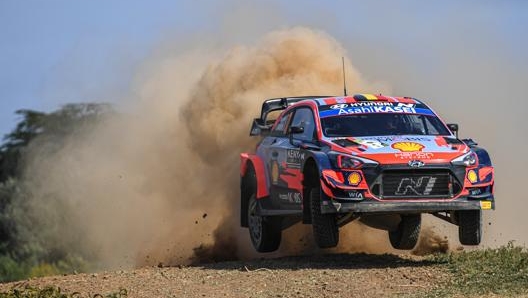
[250,96,332,136]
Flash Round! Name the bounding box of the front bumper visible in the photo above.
[321,197,495,214]
[320,162,495,215]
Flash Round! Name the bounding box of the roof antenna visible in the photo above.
[342,57,348,96]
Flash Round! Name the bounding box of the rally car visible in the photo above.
[240,94,494,252]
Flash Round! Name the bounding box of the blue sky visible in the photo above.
[0,0,527,137]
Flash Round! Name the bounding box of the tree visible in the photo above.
[0,103,112,182]
[0,102,113,281]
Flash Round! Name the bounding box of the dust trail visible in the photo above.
[412,227,450,256]
[179,27,393,261]
[18,27,391,269]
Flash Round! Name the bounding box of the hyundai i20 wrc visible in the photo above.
[240,94,495,252]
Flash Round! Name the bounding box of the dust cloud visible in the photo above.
[19,27,393,270]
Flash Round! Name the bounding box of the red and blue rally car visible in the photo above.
[240,94,494,252]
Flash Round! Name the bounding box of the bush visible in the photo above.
[0,255,28,282]
[0,286,127,298]
[0,253,89,282]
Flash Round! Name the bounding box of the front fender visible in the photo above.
[473,147,492,167]
[301,150,333,175]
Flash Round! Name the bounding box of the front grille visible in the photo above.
[372,169,460,199]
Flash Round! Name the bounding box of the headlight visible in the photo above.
[329,152,378,169]
[339,155,363,169]
[451,151,477,166]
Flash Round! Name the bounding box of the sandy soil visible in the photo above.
[0,253,449,298]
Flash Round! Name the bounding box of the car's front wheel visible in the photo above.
[310,187,339,248]
[457,210,482,245]
[389,214,421,250]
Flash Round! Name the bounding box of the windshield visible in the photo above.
[321,114,451,137]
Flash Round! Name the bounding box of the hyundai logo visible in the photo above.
[408,160,425,168]
[329,103,348,109]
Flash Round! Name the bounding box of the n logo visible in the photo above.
[395,176,437,196]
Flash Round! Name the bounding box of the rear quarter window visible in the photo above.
[271,112,292,136]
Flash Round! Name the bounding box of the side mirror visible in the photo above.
[462,138,478,147]
[447,123,459,138]
[289,125,304,145]
[289,126,304,134]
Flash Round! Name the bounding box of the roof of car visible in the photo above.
[312,94,424,106]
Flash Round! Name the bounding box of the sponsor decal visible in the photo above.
[349,102,413,107]
[395,176,437,196]
[271,161,279,183]
[395,152,434,159]
[327,102,416,109]
[346,191,364,199]
[351,138,387,149]
[407,160,425,168]
[278,192,302,204]
[391,142,425,152]
[349,102,391,107]
[330,104,349,109]
[319,106,434,118]
[480,201,492,210]
[470,188,482,196]
[338,106,417,115]
[372,136,431,142]
[467,170,478,183]
[286,149,305,168]
[347,172,362,186]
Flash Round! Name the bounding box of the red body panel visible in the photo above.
[240,153,269,199]
[280,168,304,194]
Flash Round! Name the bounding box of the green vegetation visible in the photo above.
[424,243,528,297]
[0,103,112,282]
[0,286,127,298]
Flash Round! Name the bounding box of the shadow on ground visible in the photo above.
[192,253,437,271]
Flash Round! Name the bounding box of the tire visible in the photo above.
[458,210,482,245]
[389,214,421,250]
[310,187,339,248]
[245,167,281,253]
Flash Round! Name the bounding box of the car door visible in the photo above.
[269,107,317,210]
[256,110,293,209]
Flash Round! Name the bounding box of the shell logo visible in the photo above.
[467,170,478,183]
[391,142,425,152]
[348,172,362,186]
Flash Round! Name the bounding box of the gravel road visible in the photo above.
[0,253,449,298]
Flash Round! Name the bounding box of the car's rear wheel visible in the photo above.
[244,166,281,253]
[389,214,421,250]
[310,187,339,248]
[247,194,282,252]
[457,210,482,245]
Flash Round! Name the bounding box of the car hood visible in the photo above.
[330,135,469,164]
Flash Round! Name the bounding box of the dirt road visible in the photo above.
[0,253,449,298]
